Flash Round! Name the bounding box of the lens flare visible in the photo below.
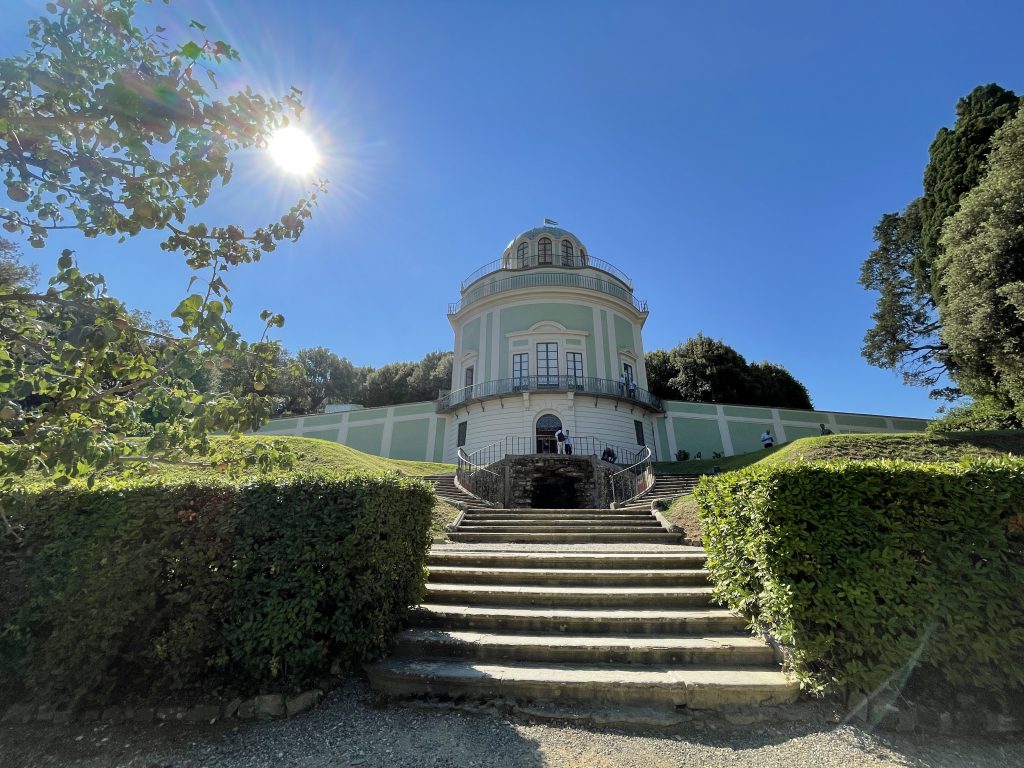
[267,126,319,175]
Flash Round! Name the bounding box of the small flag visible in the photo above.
[544,218,558,225]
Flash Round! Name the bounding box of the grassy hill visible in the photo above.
[658,430,1024,540]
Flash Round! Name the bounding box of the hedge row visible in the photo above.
[694,457,1024,696]
[0,472,434,705]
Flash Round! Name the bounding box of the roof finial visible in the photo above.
[543,217,558,226]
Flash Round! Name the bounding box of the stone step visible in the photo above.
[426,565,709,587]
[455,525,665,533]
[424,583,714,608]
[410,604,746,635]
[365,659,799,709]
[448,532,683,543]
[460,518,662,527]
[427,550,706,570]
[461,512,657,519]
[391,629,775,666]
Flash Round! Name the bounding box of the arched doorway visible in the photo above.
[535,414,562,454]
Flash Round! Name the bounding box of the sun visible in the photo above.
[266,126,319,175]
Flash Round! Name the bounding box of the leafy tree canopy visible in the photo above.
[939,107,1024,421]
[0,0,325,505]
[645,334,812,409]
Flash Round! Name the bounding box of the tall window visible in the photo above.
[566,351,583,385]
[634,420,645,446]
[561,239,574,266]
[457,421,468,447]
[516,241,528,268]
[537,342,558,386]
[513,353,529,387]
[538,237,552,264]
[622,362,634,382]
[464,366,474,388]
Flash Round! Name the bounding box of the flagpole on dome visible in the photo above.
[544,218,558,226]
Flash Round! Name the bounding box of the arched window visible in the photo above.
[516,241,528,268]
[561,239,574,266]
[538,237,552,264]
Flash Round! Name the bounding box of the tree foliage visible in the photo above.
[939,108,1024,421]
[860,83,1021,398]
[0,0,324,496]
[645,335,812,409]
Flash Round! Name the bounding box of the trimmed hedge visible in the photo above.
[0,472,434,705]
[695,457,1024,696]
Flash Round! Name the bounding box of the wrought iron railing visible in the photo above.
[448,271,648,315]
[460,435,643,467]
[460,254,634,291]
[455,446,503,506]
[437,375,663,413]
[608,446,654,506]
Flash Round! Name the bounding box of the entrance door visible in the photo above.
[535,414,562,454]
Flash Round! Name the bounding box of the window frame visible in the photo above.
[561,239,574,266]
[634,419,645,446]
[457,421,468,447]
[537,237,553,264]
[516,241,528,268]
[536,342,559,386]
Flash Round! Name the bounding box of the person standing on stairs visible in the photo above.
[554,427,566,454]
[563,430,573,455]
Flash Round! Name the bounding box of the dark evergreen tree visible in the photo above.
[746,361,813,409]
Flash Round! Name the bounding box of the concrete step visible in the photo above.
[424,583,715,608]
[427,550,706,570]
[461,512,658,520]
[460,519,662,527]
[391,629,775,666]
[409,604,747,635]
[365,659,799,709]
[426,565,709,587]
[448,532,683,544]
[455,525,665,534]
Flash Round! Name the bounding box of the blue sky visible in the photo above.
[3,0,1023,419]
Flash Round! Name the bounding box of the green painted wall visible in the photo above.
[673,418,724,456]
[462,316,481,355]
[390,418,430,461]
[600,310,613,378]
[613,314,635,357]
[777,409,825,424]
[392,402,434,416]
[722,405,771,420]
[656,418,671,461]
[304,428,340,441]
[301,413,344,427]
[839,414,889,429]
[347,407,389,423]
[892,418,929,430]
[346,423,385,455]
[482,312,493,380]
[785,425,821,440]
[497,303,599,379]
[729,420,771,452]
[666,401,717,416]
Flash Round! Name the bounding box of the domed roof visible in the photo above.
[505,224,586,252]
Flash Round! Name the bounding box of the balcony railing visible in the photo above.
[460,254,634,291]
[448,271,648,315]
[436,375,663,413]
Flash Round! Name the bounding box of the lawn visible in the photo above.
[658,430,1024,541]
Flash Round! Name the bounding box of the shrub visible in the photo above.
[0,472,433,705]
[695,458,1024,697]
[927,396,1022,432]
[676,450,690,461]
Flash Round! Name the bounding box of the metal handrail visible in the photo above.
[437,375,663,413]
[460,254,634,292]
[462,434,643,466]
[609,445,654,506]
[449,271,648,315]
[455,446,503,506]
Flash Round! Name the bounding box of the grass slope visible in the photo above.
[659,430,1024,540]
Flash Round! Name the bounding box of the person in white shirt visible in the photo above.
[760,430,774,449]
[554,427,565,454]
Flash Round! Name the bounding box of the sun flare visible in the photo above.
[266,126,319,175]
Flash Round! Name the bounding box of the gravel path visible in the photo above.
[3,677,1021,768]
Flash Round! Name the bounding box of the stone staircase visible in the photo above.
[448,506,683,544]
[366,539,799,710]
[617,472,702,511]
[423,473,479,506]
